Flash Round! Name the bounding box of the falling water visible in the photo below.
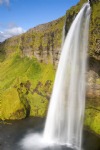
[43,3,91,150]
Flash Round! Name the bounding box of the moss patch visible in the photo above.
[85,98,100,135]
[1,88,26,120]
[85,108,100,135]
[0,54,55,120]
[29,93,48,117]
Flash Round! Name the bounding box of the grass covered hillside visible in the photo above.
[0,15,64,120]
[0,53,55,120]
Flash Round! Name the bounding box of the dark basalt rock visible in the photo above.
[89,0,100,5]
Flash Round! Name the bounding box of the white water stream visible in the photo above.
[20,3,91,150]
[43,3,91,150]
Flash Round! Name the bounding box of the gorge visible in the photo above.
[0,0,100,139]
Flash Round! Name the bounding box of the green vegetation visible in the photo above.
[96,79,100,84]
[85,108,100,135]
[0,53,55,120]
[0,17,65,64]
[1,88,26,120]
[84,98,100,135]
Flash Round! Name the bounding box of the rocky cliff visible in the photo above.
[0,0,100,135]
[64,0,100,134]
[0,17,65,67]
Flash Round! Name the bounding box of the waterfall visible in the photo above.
[43,3,91,150]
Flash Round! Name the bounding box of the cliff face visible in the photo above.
[0,0,100,135]
[65,0,100,58]
[0,1,99,64]
[0,17,65,67]
[64,0,100,134]
[0,17,64,121]
[64,0,100,94]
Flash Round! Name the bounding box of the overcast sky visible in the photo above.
[0,0,79,42]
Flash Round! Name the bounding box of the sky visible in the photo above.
[0,0,79,42]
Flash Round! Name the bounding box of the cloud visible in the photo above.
[8,22,18,28]
[0,27,25,42]
[0,0,10,6]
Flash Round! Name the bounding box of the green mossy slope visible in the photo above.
[1,88,26,120]
[0,53,55,120]
[85,98,100,135]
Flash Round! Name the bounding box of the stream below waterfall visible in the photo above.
[0,117,100,150]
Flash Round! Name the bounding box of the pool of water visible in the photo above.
[0,117,100,150]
